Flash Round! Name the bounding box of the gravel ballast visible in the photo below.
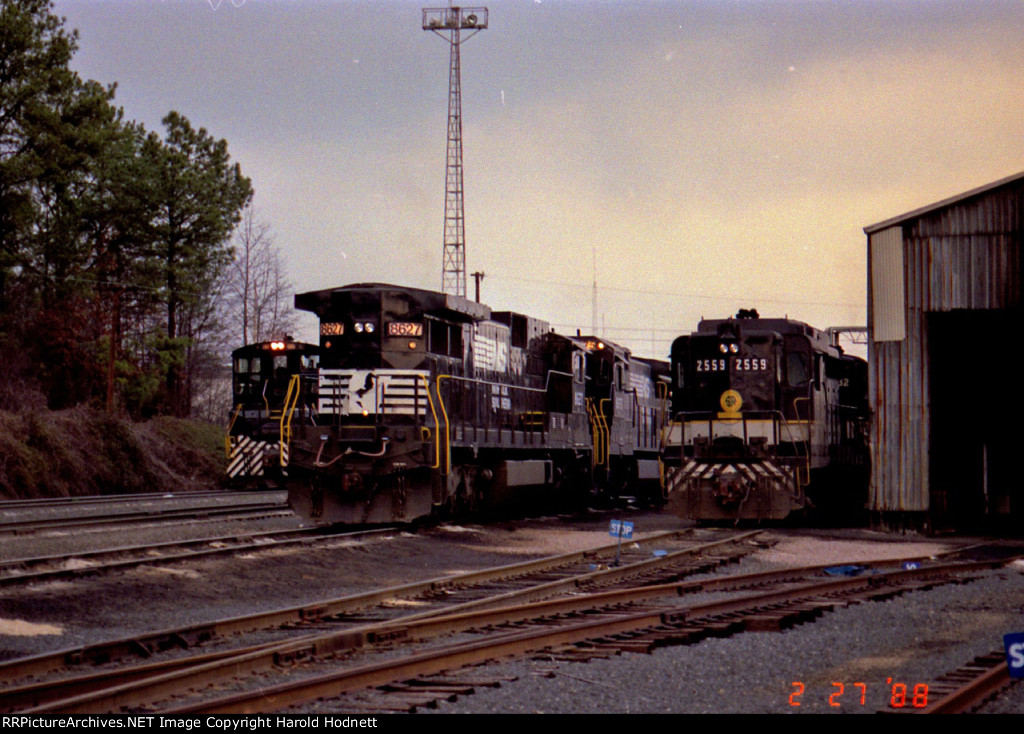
[2,509,1022,714]
[422,564,1024,714]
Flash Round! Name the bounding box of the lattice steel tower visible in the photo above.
[423,5,488,298]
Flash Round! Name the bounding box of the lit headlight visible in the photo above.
[719,343,729,353]
[365,322,375,333]
[354,323,363,333]
[729,343,739,353]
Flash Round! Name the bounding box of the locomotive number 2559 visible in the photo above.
[695,358,768,372]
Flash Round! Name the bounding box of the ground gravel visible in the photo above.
[424,563,1024,714]
[2,508,1023,714]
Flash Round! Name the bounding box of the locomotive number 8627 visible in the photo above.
[278,282,669,524]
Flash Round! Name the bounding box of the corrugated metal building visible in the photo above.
[865,171,1023,530]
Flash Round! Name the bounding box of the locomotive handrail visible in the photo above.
[585,399,597,468]
[599,398,611,464]
[436,374,550,475]
[419,374,441,470]
[584,398,611,468]
[436,375,453,475]
[279,374,302,466]
[667,409,812,453]
[543,370,574,391]
[225,404,243,459]
[791,396,812,486]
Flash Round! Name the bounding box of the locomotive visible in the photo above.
[226,338,321,484]
[661,310,868,523]
[276,282,669,524]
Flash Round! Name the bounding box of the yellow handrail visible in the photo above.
[225,404,242,459]
[585,397,610,468]
[279,374,302,465]
[791,396,812,487]
[597,398,611,466]
[436,375,453,475]
[420,375,441,470]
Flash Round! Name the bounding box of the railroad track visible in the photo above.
[0,502,291,536]
[0,528,756,711]
[0,489,282,512]
[0,489,288,535]
[881,650,1018,714]
[160,557,1007,714]
[3,535,1006,714]
[0,525,396,588]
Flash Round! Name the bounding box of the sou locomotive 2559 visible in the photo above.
[661,310,868,523]
[275,282,669,524]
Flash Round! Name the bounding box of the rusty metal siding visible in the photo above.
[867,179,1024,515]
[869,326,929,512]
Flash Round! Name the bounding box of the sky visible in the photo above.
[53,0,1024,358]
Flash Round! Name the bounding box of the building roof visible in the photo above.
[863,169,1024,234]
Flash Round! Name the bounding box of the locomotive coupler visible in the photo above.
[711,467,750,509]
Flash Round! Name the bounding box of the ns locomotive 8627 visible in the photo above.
[661,310,868,523]
[279,283,668,524]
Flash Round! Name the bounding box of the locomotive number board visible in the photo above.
[695,358,769,372]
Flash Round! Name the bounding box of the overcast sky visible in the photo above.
[54,0,1024,357]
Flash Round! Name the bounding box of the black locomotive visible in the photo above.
[226,338,321,484]
[275,282,669,524]
[661,310,868,522]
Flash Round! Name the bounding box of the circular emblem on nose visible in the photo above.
[720,389,743,413]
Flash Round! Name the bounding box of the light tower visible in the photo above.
[423,5,488,299]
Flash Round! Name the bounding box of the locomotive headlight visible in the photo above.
[365,322,375,333]
[719,343,729,353]
[729,343,739,353]
[354,323,363,333]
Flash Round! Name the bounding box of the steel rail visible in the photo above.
[15,555,1003,714]
[922,662,1011,713]
[4,530,751,712]
[0,528,701,684]
[163,558,1009,715]
[0,503,289,535]
[0,489,281,511]
[0,526,394,588]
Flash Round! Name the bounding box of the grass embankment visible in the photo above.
[0,407,226,499]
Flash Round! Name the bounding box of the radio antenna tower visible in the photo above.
[423,5,488,298]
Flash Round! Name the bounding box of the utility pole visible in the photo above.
[471,270,485,302]
[422,5,488,299]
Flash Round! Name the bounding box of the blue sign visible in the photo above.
[1004,633,1024,678]
[609,520,634,539]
